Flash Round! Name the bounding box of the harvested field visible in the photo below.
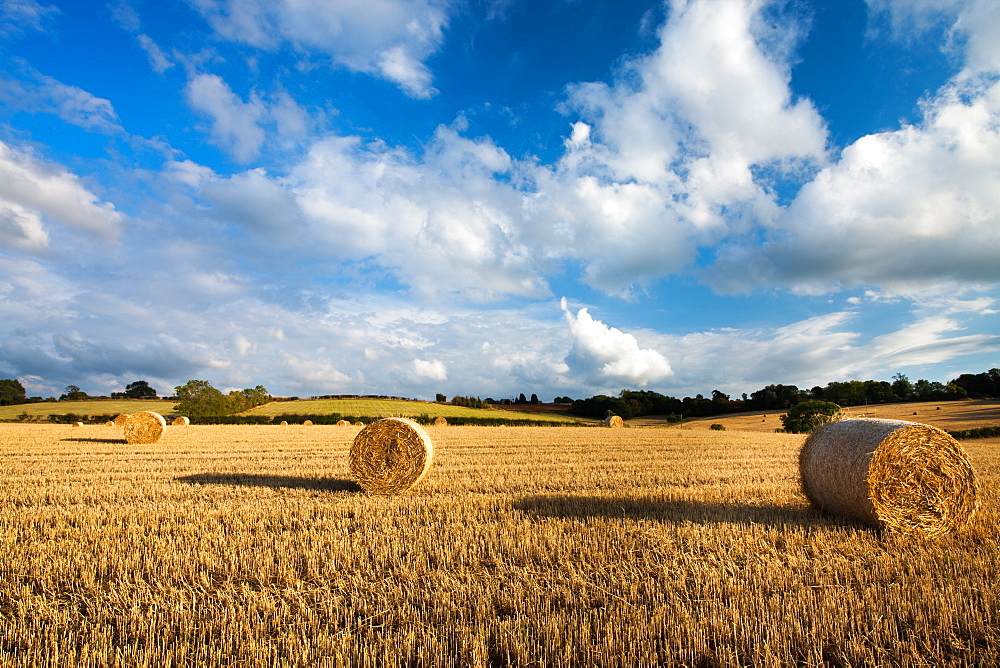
[0,423,997,665]
[667,399,1000,432]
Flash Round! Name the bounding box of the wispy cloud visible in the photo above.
[188,0,449,98]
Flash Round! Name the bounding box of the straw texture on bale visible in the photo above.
[604,415,624,428]
[350,417,434,495]
[172,416,190,426]
[433,417,448,426]
[113,414,130,427]
[799,418,979,536]
[123,411,166,445]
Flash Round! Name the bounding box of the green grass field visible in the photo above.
[0,399,179,421]
[244,398,586,423]
[0,397,586,424]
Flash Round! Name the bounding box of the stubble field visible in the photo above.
[0,422,997,666]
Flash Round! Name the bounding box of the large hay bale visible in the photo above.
[113,414,130,427]
[123,411,166,445]
[799,418,978,535]
[172,416,190,426]
[433,416,448,426]
[604,415,624,428]
[350,417,434,495]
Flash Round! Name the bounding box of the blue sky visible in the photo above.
[1,0,998,402]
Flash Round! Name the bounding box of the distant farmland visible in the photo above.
[243,398,588,424]
[0,399,179,421]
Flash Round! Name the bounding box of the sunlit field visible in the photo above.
[1,423,997,665]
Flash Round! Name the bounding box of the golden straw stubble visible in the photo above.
[123,411,167,445]
[350,417,434,494]
[800,418,979,536]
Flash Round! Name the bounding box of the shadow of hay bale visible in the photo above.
[513,494,867,530]
[61,438,127,444]
[175,473,362,492]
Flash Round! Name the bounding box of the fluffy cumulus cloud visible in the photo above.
[188,0,448,98]
[522,0,827,296]
[0,141,124,250]
[561,298,672,388]
[706,68,1000,296]
[184,74,312,162]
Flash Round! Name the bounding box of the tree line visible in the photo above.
[567,369,1000,421]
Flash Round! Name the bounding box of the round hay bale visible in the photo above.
[303,420,313,426]
[604,415,624,428]
[72,421,84,428]
[799,418,979,536]
[350,417,434,495]
[433,416,448,426]
[354,421,364,427]
[113,414,130,427]
[105,421,115,427]
[279,421,288,426]
[123,411,166,445]
[336,420,349,427]
[172,416,190,426]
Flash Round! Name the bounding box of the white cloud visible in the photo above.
[188,0,448,98]
[0,67,122,134]
[561,298,672,388]
[523,0,827,296]
[412,358,447,382]
[707,76,1000,294]
[0,200,49,251]
[867,0,1000,74]
[137,34,173,73]
[185,74,267,162]
[185,74,312,161]
[0,0,58,36]
[0,141,124,245]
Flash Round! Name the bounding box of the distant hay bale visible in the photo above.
[114,414,130,427]
[337,420,349,427]
[433,417,448,426]
[799,418,979,536]
[350,417,434,495]
[354,421,364,427]
[123,411,166,445]
[72,421,84,428]
[172,416,190,426]
[280,421,288,426]
[105,421,115,427]
[303,420,313,426]
[604,415,624,428]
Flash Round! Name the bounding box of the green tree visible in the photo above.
[124,380,157,399]
[0,379,26,406]
[892,373,913,399]
[60,385,88,401]
[174,380,231,418]
[228,385,270,413]
[781,400,843,434]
